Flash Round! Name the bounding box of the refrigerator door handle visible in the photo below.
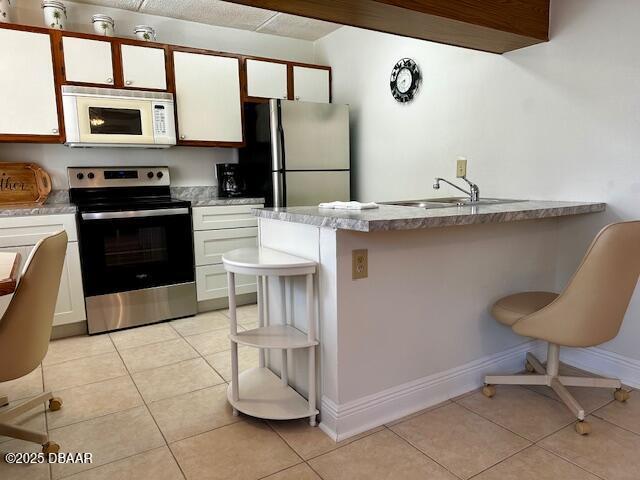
[273,171,285,208]
[269,99,284,172]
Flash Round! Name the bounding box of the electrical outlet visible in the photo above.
[456,157,467,178]
[352,249,368,280]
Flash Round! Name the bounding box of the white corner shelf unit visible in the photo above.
[223,246,319,426]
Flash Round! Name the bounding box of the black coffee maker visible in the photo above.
[216,163,247,197]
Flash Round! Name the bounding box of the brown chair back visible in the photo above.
[0,231,68,381]
[514,221,640,347]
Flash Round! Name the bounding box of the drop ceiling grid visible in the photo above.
[71,0,340,40]
[139,0,278,32]
[72,0,145,10]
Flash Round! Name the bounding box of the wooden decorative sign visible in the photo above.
[0,163,52,206]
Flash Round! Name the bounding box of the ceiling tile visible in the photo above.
[256,13,341,41]
[139,0,277,31]
[71,0,144,11]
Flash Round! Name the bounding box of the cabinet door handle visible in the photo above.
[125,80,132,85]
[107,77,113,83]
[180,135,186,140]
[52,128,59,134]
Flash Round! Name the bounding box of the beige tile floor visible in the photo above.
[1,305,638,479]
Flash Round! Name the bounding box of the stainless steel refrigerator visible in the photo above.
[238,99,350,207]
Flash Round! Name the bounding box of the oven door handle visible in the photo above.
[81,208,190,220]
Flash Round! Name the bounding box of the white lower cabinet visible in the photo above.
[196,264,257,300]
[193,204,261,231]
[0,214,86,326]
[192,205,262,302]
[195,227,258,266]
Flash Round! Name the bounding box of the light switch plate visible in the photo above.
[456,158,467,178]
[352,249,368,280]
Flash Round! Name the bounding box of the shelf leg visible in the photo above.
[284,277,291,326]
[306,273,317,426]
[228,272,239,403]
[263,276,270,366]
[263,276,270,326]
[232,408,239,417]
[257,275,265,368]
[281,349,288,386]
[309,346,316,427]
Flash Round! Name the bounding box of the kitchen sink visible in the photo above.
[382,197,525,209]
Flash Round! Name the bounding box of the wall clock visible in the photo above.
[390,58,421,103]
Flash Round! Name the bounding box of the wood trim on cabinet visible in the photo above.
[0,22,51,34]
[59,32,173,92]
[0,134,62,143]
[170,44,243,59]
[114,38,174,93]
[289,62,332,102]
[170,47,246,148]
[240,55,332,103]
[287,64,294,101]
[49,30,66,143]
[241,55,290,103]
[111,40,124,89]
[0,24,64,144]
[58,31,115,87]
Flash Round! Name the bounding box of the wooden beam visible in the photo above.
[226,0,549,54]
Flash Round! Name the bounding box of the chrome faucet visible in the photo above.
[433,176,480,202]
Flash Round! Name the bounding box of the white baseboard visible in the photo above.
[560,346,640,389]
[319,340,539,442]
[318,341,640,442]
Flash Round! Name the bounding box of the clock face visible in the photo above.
[390,58,421,103]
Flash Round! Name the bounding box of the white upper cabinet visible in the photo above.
[63,36,114,85]
[293,66,330,103]
[173,51,243,143]
[246,59,288,99]
[0,28,59,136]
[121,44,167,90]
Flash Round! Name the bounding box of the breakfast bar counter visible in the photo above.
[253,200,606,232]
[253,199,607,441]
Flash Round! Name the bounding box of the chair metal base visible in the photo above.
[0,392,55,446]
[484,344,622,423]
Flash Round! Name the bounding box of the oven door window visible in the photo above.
[79,213,194,297]
[77,97,154,144]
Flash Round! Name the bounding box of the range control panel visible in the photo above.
[68,167,171,189]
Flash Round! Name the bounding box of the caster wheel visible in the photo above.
[42,441,60,455]
[525,361,535,373]
[575,421,591,435]
[48,397,62,411]
[482,385,496,398]
[614,388,630,402]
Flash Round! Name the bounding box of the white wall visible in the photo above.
[0,0,317,187]
[315,0,640,360]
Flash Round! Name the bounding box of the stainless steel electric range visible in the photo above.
[68,166,197,334]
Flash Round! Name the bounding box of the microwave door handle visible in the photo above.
[81,208,189,220]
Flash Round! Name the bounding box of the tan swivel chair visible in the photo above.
[483,221,640,435]
[0,231,68,453]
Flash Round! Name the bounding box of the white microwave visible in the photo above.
[62,86,176,148]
